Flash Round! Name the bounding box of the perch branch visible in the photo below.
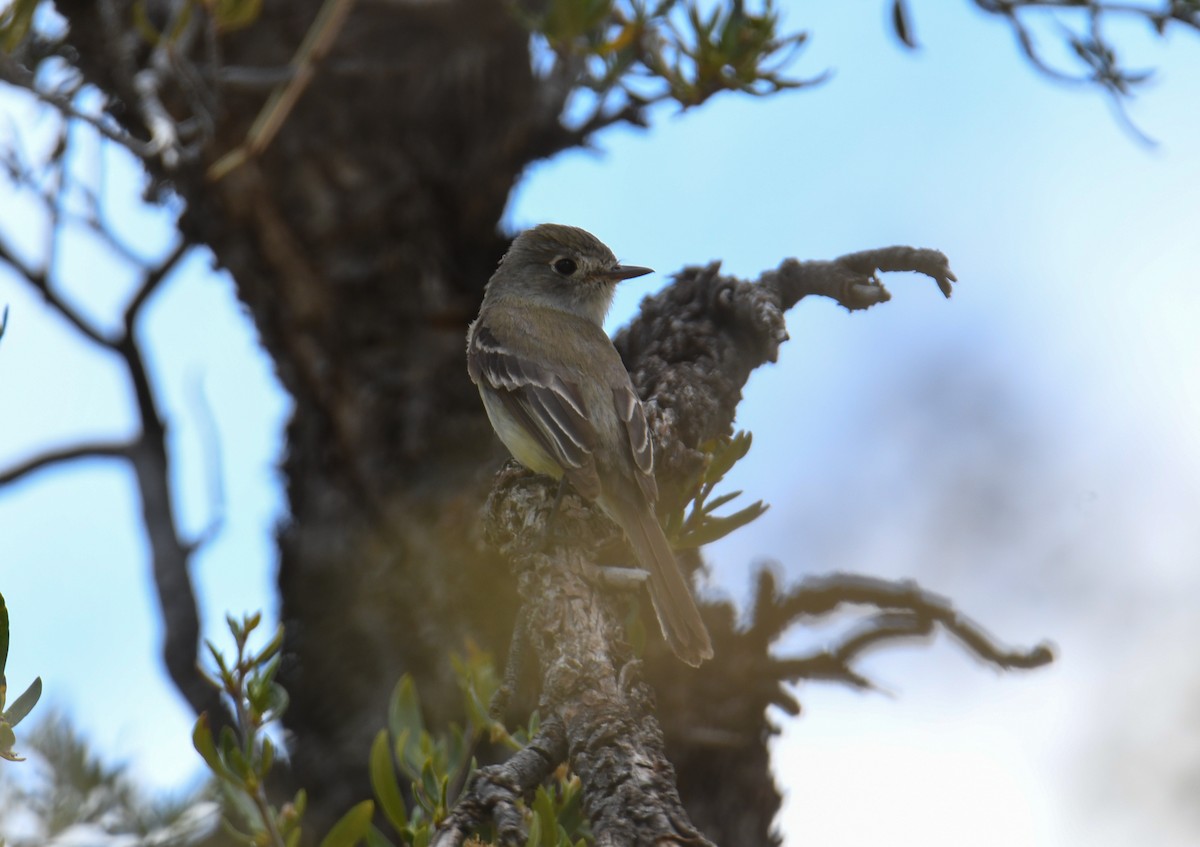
[439,471,714,847]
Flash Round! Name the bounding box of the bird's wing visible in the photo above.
[612,384,658,505]
[468,323,602,499]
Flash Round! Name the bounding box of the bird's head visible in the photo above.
[486,223,653,324]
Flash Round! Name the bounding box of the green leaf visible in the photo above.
[264,680,290,721]
[419,758,439,810]
[0,591,9,682]
[704,431,753,484]
[0,0,38,51]
[220,725,252,781]
[524,812,542,847]
[4,677,40,727]
[532,786,557,847]
[554,774,586,837]
[365,824,396,847]
[218,816,257,846]
[678,500,768,548]
[438,770,450,819]
[388,676,425,744]
[205,639,232,681]
[369,730,409,833]
[0,721,21,761]
[212,0,264,32]
[261,733,275,775]
[319,800,375,847]
[253,625,285,666]
[193,714,238,784]
[391,727,417,780]
[412,823,430,847]
[701,490,743,515]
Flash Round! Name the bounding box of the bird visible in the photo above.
[466,223,713,666]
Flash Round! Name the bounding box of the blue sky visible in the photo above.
[2,2,1200,844]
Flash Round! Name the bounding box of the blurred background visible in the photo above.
[1,1,1198,845]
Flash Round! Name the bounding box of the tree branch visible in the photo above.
[758,570,1055,673]
[0,234,112,349]
[434,718,568,847]
[124,239,190,327]
[105,242,231,724]
[0,441,134,487]
[443,469,714,847]
[614,247,955,516]
[0,53,155,161]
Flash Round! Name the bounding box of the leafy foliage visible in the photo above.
[521,0,821,127]
[664,430,769,550]
[193,612,320,847]
[366,649,588,847]
[0,591,42,763]
[195,619,589,847]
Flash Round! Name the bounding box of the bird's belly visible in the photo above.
[480,389,564,479]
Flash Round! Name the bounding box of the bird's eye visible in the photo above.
[553,257,577,276]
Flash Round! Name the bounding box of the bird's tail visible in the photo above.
[614,499,713,667]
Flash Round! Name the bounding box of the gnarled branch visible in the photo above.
[443,246,1050,845]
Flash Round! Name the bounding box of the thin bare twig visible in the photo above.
[755,571,1055,678]
[0,441,134,487]
[125,239,190,326]
[0,53,154,160]
[0,233,111,348]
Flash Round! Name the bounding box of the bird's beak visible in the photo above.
[603,264,653,282]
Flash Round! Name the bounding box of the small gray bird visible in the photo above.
[466,223,713,666]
